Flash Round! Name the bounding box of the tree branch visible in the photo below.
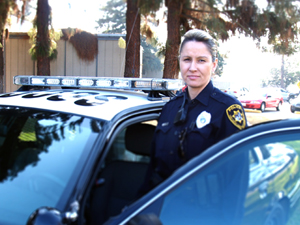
[183,6,233,15]
[184,7,216,13]
[182,2,260,40]
[197,0,214,8]
[180,13,203,24]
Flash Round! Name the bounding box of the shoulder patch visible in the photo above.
[226,104,246,130]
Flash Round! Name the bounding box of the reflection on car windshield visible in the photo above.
[0,107,104,225]
[157,132,300,225]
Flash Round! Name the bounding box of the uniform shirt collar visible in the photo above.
[186,80,213,106]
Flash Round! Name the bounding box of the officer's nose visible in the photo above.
[189,60,197,72]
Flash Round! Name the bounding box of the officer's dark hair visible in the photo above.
[179,29,217,62]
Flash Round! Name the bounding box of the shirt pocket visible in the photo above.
[154,123,182,172]
[190,124,213,139]
[186,125,214,159]
[153,123,173,155]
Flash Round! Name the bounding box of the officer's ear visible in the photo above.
[212,58,218,75]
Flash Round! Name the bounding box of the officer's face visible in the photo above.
[179,41,218,98]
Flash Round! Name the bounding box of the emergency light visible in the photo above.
[14,75,184,91]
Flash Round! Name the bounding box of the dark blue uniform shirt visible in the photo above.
[150,81,247,180]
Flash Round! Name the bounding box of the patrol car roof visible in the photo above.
[1,76,184,121]
[0,90,171,120]
[0,89,169,121]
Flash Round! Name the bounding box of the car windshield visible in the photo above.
[0,107,104,225]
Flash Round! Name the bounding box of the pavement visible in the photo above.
[245,102,300,125]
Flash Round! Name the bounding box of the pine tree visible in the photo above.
[96,0,126,34]
[35,0,51,76]
[125,0,141,77]
[96,0,163,77]
[163,0,300,79]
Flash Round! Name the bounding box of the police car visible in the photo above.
[1,75,300,225]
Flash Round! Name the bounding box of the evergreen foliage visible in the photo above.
[141,37,163,73]
[27,27,61,61]
[215,51,225,76]
[96,0,126,34]
[96,0,163,74]
[27,0,58,62]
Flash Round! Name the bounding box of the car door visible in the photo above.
[82,113,160,225]
[265,92,274,108]
[107,123,300,225]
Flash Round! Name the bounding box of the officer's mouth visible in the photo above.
[187,75,200,80]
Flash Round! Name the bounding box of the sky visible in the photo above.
[11,0,104,33]
[50,0,105,33]
[218,36,282,88]
[9,0,290,89]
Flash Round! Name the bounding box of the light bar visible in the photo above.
[14,75,185,91]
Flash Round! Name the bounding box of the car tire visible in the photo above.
[291,106,295,113]
[260,102,266,112]
[263,203,286,225]
[276,102,281,111]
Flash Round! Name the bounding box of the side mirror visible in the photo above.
[26,207,64,225]
[127,213,163,225]
[27,202,79,225]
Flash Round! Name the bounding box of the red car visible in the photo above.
[239,89,283,112]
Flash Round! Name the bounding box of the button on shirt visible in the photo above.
[151,81,247,179]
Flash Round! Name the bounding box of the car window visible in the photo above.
[152,131,300,225]
[0,107,104,225]
[159,145,249,225]
[88,119,157,224]
[104,120,157,164]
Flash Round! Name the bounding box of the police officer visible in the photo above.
[144,29,247,190]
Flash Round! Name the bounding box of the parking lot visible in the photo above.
[246,102,300,125]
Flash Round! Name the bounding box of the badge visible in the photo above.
[226,104,246,130]
[196,111,211,129]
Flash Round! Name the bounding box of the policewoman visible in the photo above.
[146,29,247,189]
